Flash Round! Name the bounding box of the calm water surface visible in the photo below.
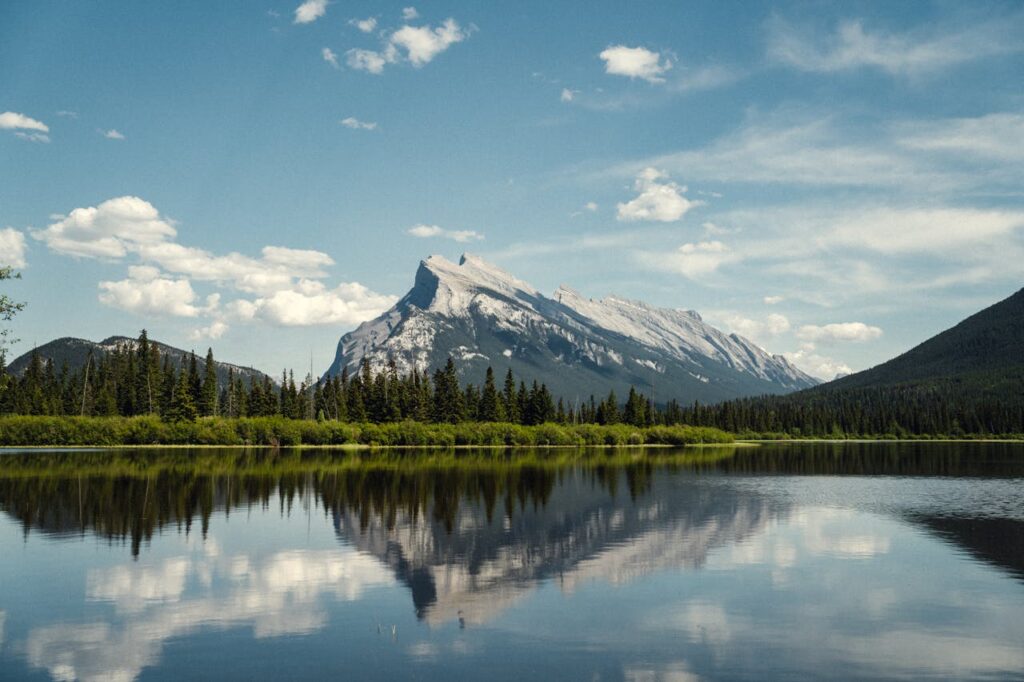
[0,442,1022,681]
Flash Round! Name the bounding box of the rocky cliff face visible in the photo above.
[325,254,816,403]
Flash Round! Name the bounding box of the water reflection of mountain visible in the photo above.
[910,515,1024,582]
[332,470,785,624]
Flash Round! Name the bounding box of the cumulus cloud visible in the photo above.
[293,0,327,24]
[101,129,125,140]
[345,48,390,74]
[350,17,377,33]
[600,45,673,83]
[346,17,469,73]
[0,228,27,268]
[37,196,395,328]
[390,18,468,67]
[407,224,483,242]
[798,322,882,344]
[339,116,377,130]
[322,47,340,69]
[32,196,177,259]
[560,88,577,103]
[402,7,419,21]
[617,168,701,222]
[243,280,398,327]
[767,15,1023,76]
[98,266,218,318]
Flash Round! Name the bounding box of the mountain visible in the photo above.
[7,336,273,387]
[823,286,1024,392]
[325,254,816,403]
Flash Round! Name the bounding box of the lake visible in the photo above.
[0,442,1022,681]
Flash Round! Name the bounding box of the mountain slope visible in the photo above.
[824,287,1024,391]
[7,336,272,387]
[325,254,816,403]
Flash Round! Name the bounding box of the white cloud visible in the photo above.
[617,168,701,222]
[599,45,673,83]
[827,207,1024,255]
[798,322,882,344]
[719,313,791,344]
[293,0,327,24]
[98,267,218,318]
[346,17,469,73]
[764,295,785,305]
[339,116,377,131]
[345,48,391,74]
[190,320,229,341]
[640,240,737,279]
[584,202,598,212]
[322,47,340,69]
[768,15,1023,76]
[783,345,853,380]
[248,280,397,326]
[32,196,177,259]
[350,16,377,33]
[0,111,48,132]
[38,196,395,328]
[897,113,1024,162]
[0,228,27,268]
[101,129,125,140]
[560,88,576,103]
[14,131,50,143]
[407,224,484,243]
[390,18,467,67]
[402,7,418,21]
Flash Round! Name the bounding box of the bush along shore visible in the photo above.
[0,416,734,448]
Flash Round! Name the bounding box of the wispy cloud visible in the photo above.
[407,224,483,243]
[1,111,50,142]
[322,47,340,69]
[767,13,1024,76]
[339,117,377,131]
[100,129,125,140]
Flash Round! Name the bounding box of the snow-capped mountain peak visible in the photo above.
[326,254,817,402]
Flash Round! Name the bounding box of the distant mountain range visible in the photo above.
[7,336,273,387]
[325,254,817,404]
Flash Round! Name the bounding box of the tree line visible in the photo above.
[0,330,678,427]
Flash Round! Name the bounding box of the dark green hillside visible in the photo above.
[679,288,1024,437]
[828,287,1024,390]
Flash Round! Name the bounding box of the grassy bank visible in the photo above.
[0,415,733,448]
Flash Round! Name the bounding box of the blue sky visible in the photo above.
[2,1,1023,379]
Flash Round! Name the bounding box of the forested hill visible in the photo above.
[7,335,271,387]
[825,286,1024,391]
[680,287,1024,437]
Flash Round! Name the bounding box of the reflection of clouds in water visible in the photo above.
[87,558,190,612]
[623,660,700,682]
[26,544,394,681]
[837,630,1024,676]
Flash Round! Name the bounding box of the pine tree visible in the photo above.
[199,348,218,417]
[479,366,504,422]
[166,368,197,422]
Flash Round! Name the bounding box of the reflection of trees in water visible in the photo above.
[0,448,722,556]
